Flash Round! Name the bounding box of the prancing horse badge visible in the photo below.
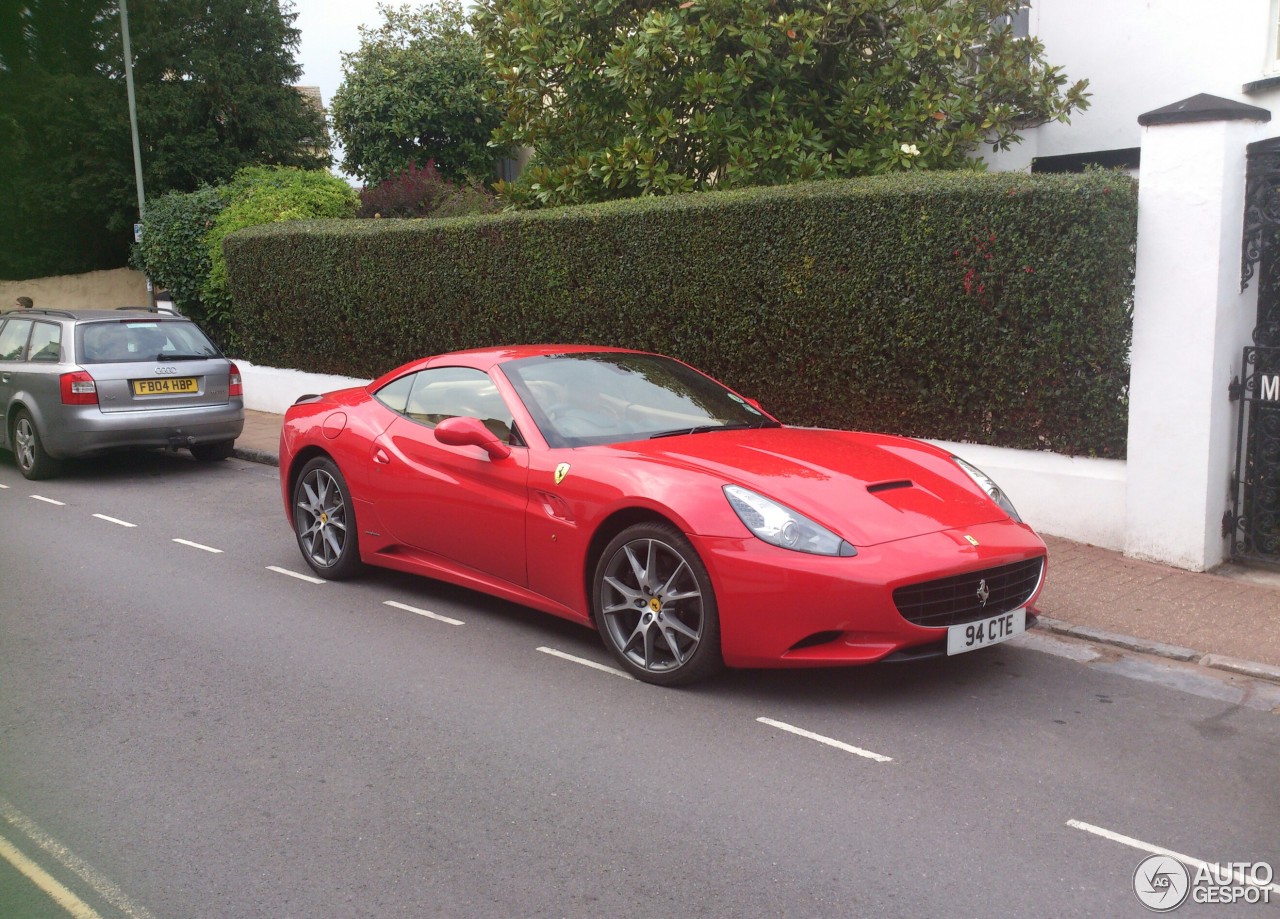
[554,463,571,485]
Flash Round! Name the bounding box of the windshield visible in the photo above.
[78,320,221,364]
[501,352,778,448]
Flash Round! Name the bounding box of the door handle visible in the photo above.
[374,448,390,465]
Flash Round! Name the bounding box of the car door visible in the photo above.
[0,318,33,449]
[367,366,530,587]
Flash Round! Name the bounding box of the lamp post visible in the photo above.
[119,0,153,306]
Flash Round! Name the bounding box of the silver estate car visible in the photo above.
[0,307,244,479]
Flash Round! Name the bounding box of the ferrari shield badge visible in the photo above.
[554,462,571,485]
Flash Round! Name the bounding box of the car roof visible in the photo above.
[1,308,190,323]
[424,344,643,372]
[366,344,650,389]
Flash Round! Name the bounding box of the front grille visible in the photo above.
[893,558,1044,629]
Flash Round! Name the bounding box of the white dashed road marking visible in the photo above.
[93,514,137,528]
[173,538,222,554]
[1067,820,1280,893]
[384,600,464,626]
[30,495,65,506]
[756,717,893,763]
[536,646,635,680]
[266,565,325,584]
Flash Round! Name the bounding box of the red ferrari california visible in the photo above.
[280,346,1046,685]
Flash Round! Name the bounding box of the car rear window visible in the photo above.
[78,320,221,364]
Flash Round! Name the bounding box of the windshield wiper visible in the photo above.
[649,420,781,439]
[156,352,215,361]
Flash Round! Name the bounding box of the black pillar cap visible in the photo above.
[1138,93,1271,127]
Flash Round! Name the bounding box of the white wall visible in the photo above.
[982,0,1280,170]
[931,440,1127,550]
[237,360,369,415]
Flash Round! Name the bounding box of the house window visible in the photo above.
[1271,0,1280,73]
[993,2,1030,39]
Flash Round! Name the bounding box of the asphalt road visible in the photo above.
[1,452,1277,918]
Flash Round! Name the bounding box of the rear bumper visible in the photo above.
[41,400,245,457]
[692,519,1047,668]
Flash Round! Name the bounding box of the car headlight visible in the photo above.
[952,456,1022,522]
[723,485,856,557]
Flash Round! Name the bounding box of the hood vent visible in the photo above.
[867,479,913,494]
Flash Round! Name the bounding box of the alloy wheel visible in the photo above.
[14,417,35,472]
[599,535,707,675]
[296,466,350,569]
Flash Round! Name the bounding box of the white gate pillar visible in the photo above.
[1124,94,1270,570]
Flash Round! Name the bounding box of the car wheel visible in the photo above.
[12,409,62,480]
[293,456,364,579]
[191,440,235,462]
[593,522,723,686]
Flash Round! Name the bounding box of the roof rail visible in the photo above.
[2,308,77,319]
[115,305,179,315]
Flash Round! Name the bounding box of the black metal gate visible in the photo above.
[1229,138,1280,565]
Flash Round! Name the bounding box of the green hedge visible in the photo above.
[225,170,1136,457]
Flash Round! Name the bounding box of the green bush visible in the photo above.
[131,185,230,323]
[204,166,359,344]
[225,170,1136,457]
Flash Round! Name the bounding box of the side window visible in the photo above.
[373,374,416,414]
[402,366,516,444]
[0,319,33,361]
[28,322,62,362]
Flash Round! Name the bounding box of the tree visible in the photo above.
[0,0,328,280]
[472,0,1090,207]
[0,0,138,277]
[330,1,502,185]
[126,0,330,193]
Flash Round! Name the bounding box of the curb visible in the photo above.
[1036,616,1280,686]
[234,445,279,468]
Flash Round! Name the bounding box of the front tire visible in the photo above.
[293,456,364,579]
[593,522,723,686]
[12,409,62,480]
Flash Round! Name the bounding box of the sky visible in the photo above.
[291,0,389,116]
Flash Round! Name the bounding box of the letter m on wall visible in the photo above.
[1262,374,1280,401]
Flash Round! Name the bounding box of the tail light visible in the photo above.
[228,362,243,397]
[60,370,98,405]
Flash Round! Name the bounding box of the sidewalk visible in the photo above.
[236,409,1280,681]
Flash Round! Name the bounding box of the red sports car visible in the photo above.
[280,346,1046,685]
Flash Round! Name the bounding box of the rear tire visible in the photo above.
[292,456,365,580]
[12,409,62,480]
[191,440,235,462]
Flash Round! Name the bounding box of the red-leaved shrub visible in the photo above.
[357,160,499,219]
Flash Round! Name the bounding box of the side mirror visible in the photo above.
[744,397,763,411]
[434,415,511,460]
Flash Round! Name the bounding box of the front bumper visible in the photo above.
[692,519,1046,669]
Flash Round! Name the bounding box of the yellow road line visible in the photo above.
[0,832,102,919]
[0,794,155,919]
